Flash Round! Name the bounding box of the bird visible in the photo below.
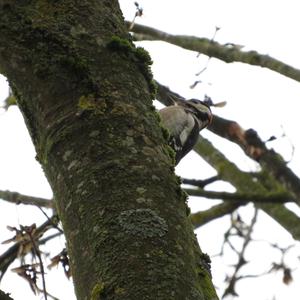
[159,98,212,165]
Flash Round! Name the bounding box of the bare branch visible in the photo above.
[190,202,242,228]
[36,207,63,234]
[128,22,300,83]
[209,117,300,205]
[0,190,53,209]
[185,188,294,204]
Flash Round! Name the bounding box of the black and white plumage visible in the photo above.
[159,99,212,165]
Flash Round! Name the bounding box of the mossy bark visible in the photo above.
[0,1,218,299]
[0,290,13,300]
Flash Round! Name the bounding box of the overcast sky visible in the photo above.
[1,1,300,299]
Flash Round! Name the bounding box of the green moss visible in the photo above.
[194,252,219,299]
[161,126,170,141]
[148,80,158,97]
[185,204,191,216]
[107,35,157,98]
[152,110,161,122]
[90,282,105,300]
[135,46,152,65]
[0,290,13,300]
[199,252,211,275]
[162,145,175,165]
[111,102,137,117]
[114,287,126,295]
[175,175,182,185]
[108,35,134,53]
[59,53,89,74]
[197,271,219,299]
[78,94,107,114]
[135,46,157,98]
[180,188,189,200]
[78,94,95,110]
[3,93,17,109]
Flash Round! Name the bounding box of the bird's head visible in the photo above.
[184,99,213,126]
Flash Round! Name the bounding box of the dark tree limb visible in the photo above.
[182,175,220,188]
[185,188,294,204]
[210,117,300,205]
[194,136,300,241]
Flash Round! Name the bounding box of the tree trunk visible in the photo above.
[0,1,217,299]
[0,290,13,300]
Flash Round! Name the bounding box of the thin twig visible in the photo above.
[222,209,258,298]
[36,207,63,234]
[25,228,48,300]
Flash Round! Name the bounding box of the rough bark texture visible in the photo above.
[0,1,217,299]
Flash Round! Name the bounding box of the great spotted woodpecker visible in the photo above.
[159,99,212,165]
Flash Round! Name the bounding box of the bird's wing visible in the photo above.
[159,106,194,138]
[159,106,197,163]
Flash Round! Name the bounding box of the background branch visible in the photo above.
[190,202,242,228]
[128,22,300,83]
[0,190,53,209]
[208,117,300,204]
[182,175,220,188]
[185,189,293,204]
[195,136,300,241]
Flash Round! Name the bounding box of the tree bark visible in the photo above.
[0,1,217,299]
[0,290,13,300]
